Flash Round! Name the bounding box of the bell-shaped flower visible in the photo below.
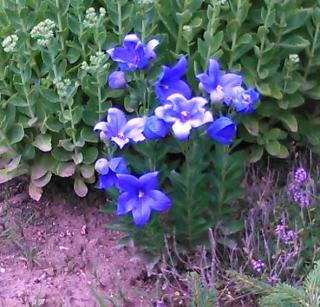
[143,116,169,140]
[94,108,146,149]
[116,171,172,227]
[108,71,127,89]
[155,56,192,103]
[196,59,242,103]
[155,94,213,141]
[229,86,260,114]
[107,34,159,71]
[207,116,237,145]
[95,157,129,189]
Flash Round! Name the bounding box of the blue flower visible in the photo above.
[229,86,260,114]
[207,116,237,145]
[116,171,172,227]
[196,59,242,103]
[155,56,192,103]
[95,157,129,189]
[94,108,146,149]
[155,93,213,141]
[107,34,159,71]
[143,116,169,140]
[108,71,127,89]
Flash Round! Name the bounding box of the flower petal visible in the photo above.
[109,157,129,174]
[124,117,146,142]
[117,192,138,215]
[139,171,159,191]
[163,56,188,82]
[107,108,127,136]
[97,173,116,189]
[145,39,159,60]
[111,136,130,149]
[117,174,140,194]
[146,190,172,212]
[132,200,151,227]
[156,79,192,102]
[94,121,109,132]
[172,121,192,140]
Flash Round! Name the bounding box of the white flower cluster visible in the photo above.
[2,34,18,53]
[81,51,108,72]
[53,78,71,98]
[30,19,56,46]
[83,7,106,29]
[289,54,300,64]
[135,0,155,4]
[212,0,227,6]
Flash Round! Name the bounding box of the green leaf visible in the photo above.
[241,116,259,136]
[279,35,310,51]
[74,177,88,197]
[56,162,76,177]
[33,134,52,152]
[28,182,42,201]
[7,124,24,144]
[265,141,289,158]
[277,113,298,132]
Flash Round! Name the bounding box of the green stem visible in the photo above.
[97,83,102,120]
[55,0,65,51]
[304,23,320,81]
[18,62,35,121]
[67,100,78,156]
[228,0,241,69]
[117,1,122,44]
[78,14,86,59]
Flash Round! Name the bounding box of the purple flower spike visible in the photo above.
[155,56,192,103]
[95,157,129,189]
[116,172,172,227]
[107,34,159,71]
[207,116,237,145]
[143,116,169,140]
[155,94,213,141]
[108,71,127,89]
[196,59,242,102]
[94,108,146,149]
[251,259,265,274]
[294,168,307,184]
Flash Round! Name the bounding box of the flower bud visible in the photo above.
[108,71,127,89]
[95,158,109,175]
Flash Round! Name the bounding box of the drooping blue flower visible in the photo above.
[155,56,192,103]
[229,86,260,114]
[196,59,242,103]
[95,157,129,189]
[116,171,172,227]
[207,116,237,145]
[108,71,127,89]
[106,34,159,71]
[155,93,213,141]
[143,116,169,140]
[94,108,146,149]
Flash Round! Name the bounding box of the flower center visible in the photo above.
[242,94,251,103]
[118,132,125,139]
[180,110,189,120]
[138,190,145,198]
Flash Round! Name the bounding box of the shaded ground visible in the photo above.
[0,178,154,307]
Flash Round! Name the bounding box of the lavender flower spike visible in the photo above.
[107,34,159,71]
[155,56,192,103]
[117,171,172,227]
[94,108,146,149]
[155,93,213,140]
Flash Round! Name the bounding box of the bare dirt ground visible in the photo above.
[0,178,155,307]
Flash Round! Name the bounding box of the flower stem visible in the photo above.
[117,1,122,44]
[55,0,65,52]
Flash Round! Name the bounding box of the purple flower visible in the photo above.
[229,86,260,114]
[155,56,192,103]
[275,223,298,245]
[155,94,213,141]
[95,157,129,189]
[251,259,265,274]
[116,171,172,227]
[108,71,127,89]
[94,108,146,149]
[207,116,237,145]
[143,116,169,140]
[107,34,159,71]
[196,59,242,102]
[294,168,307,184]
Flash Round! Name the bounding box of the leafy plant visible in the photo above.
[229,260,320,307]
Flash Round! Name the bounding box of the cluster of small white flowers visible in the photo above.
[53,78,71,98]
[135,0,155,4]
[81,51,108,72]
[212,0,227,6]
[83,7,106,28]
[2,34,18,53]
[30,19,56,46]
[289,54,300,64]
